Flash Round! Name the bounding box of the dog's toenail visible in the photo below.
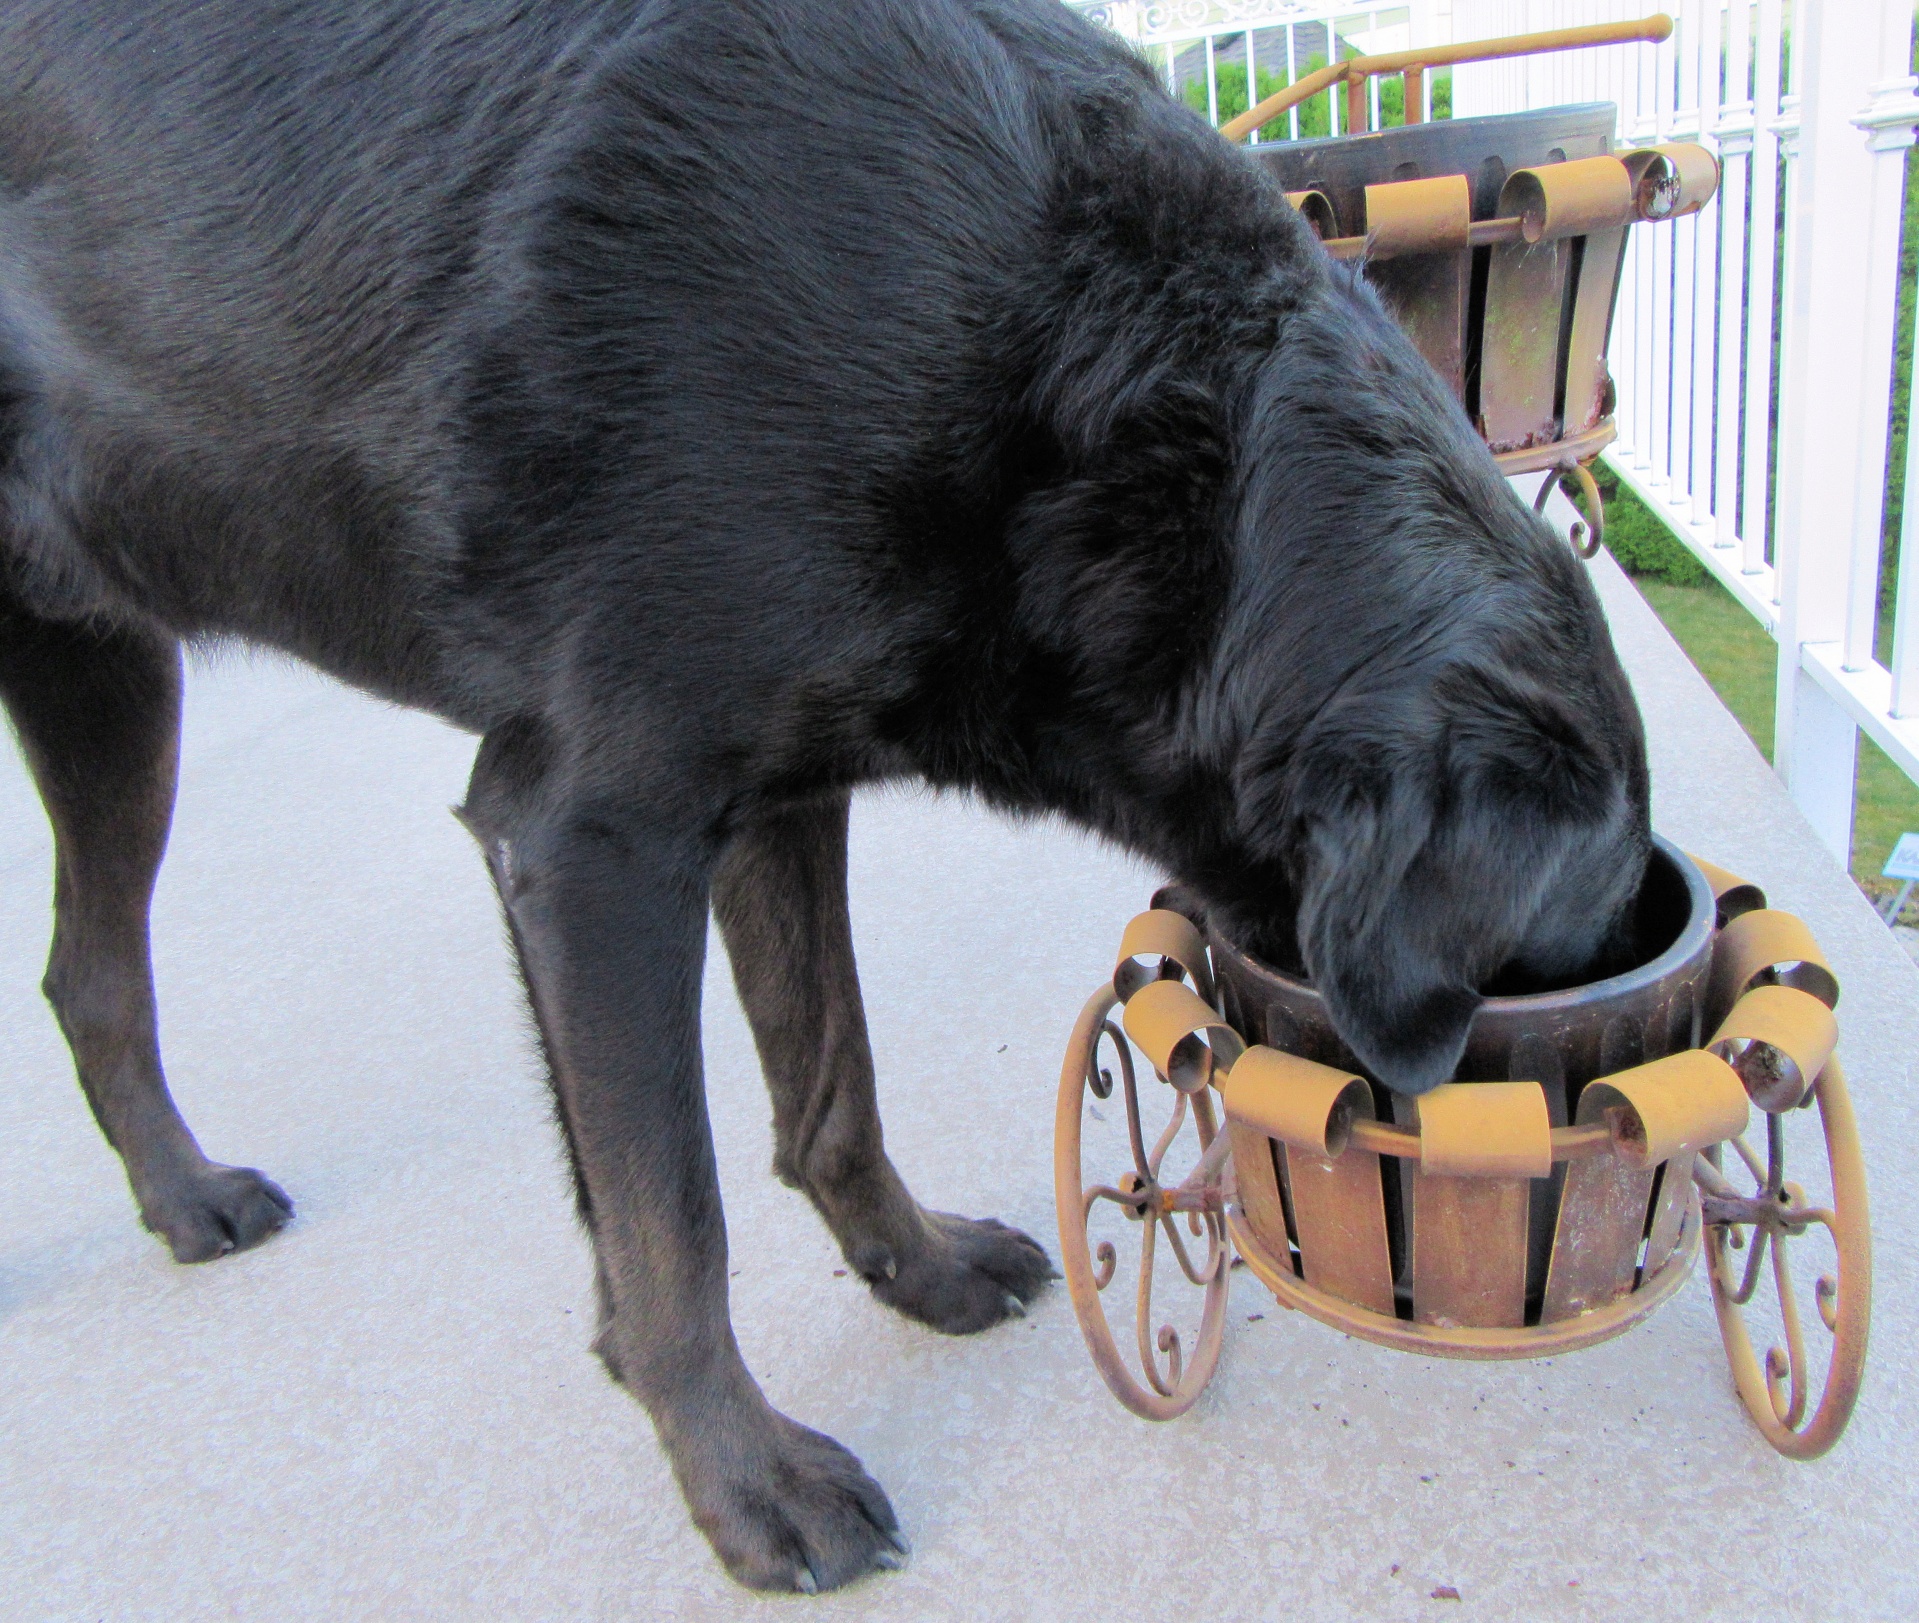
[851,1244,896,1283]
[796,1564,819,1595]
[1002,1292,1026,1318]
[874,1548,905,1571]
[884,1528,911,1556]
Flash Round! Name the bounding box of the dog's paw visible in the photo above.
[141,1162,294,1263]
[861,1209,1053,1334]
[684,1410,905,1593]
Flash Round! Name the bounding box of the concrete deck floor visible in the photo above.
[3,552,1916,1621]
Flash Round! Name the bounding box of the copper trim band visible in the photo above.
[1416,1080,1554,1178]
[1709,984,1840,1113]
[1690,853,1768,920]
[1220,1046,1373,1157]
[1625,142,1721,220]
[1284,189,1337,239]
[1121,978,1244,1093]
[1113,909,1213,1005]
[1577,1049,1750,1169]
[1363,174,1472,256]
[1499,155,1637,243]
[1708,908,1839,1017]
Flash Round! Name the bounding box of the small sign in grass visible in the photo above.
[1883,833,1919,881]
[1880,834,1919,924]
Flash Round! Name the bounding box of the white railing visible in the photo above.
[1451,1,1919,868]
[1070,3,1441,137]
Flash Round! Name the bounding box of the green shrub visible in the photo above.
[1181,58,1450,141]
[1590,461,1708,586]
[1185,57,1330,138]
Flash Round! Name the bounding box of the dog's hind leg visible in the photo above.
[0,596,293,1260]
[713,792,1052,1333]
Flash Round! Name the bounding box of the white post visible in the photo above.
[1686,0,1719,528]
[1844,47,1919,670]
[1646,20,1674,487]
[1768,0,1910,865]
[1622,5,1655,469]
[1285,24,1298,140]
[1245,30,1258,144]
[1668,7,1698,505]
[1741,0,1785,578]
[1712,0,1752,551]
[1894,386,1919,710]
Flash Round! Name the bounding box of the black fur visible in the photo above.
[0,0,1649,1591]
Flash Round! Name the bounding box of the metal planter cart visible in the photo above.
[1056,851,1869,1457]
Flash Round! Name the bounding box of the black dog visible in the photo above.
[0,0,1650,1592]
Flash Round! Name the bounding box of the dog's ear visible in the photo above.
[1288,764,1483,1095]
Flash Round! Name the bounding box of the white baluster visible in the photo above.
[1712,3,1754,549]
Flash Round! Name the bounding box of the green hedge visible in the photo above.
[1182,58,1451,139]
[1590,462,1708,586]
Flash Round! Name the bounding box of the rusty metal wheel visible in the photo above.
[1054,983,1232,1420]
[1699,1058,1870,1458]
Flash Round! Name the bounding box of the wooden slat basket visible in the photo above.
[1054,840,1869,1458]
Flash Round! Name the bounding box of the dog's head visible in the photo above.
[1182,270,1652,1094]
[1208,653,1649,1094]
[988,177,1652,1094]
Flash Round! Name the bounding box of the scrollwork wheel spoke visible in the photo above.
[1092,1239,1117,1291]
[1057,981,1234,1421]
[1731,1129,1767,1187]
[1766,1231,1812,1428]
[1157,1208,1225,1289]
[1816,1274,1840,1333]
[1156,1322,1185,1392]
[1146,1089,1188,1178]
[1083,1183,1146,1218]
[1133,1211,1173,1397]
[1096,1019,1151,1179]
[1702,1058,1870,1459]
[1728,1222,1772,1305]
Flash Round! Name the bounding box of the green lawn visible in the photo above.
[1606,485,1919,922]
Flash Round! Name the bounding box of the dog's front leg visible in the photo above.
[713,792,1051,1331]
[462,735,902,1593]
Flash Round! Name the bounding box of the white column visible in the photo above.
[1645,20,1675,487]
[1667,6,1699,506]
[1711,0,1753,551]
[1893,353,1919,712]
[1769,0,1912,864]
[1686,0,1719,528]
[1844,68,1919,669]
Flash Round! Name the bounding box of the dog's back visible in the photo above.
[2,2,573,694]
[0,0,1232,728]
